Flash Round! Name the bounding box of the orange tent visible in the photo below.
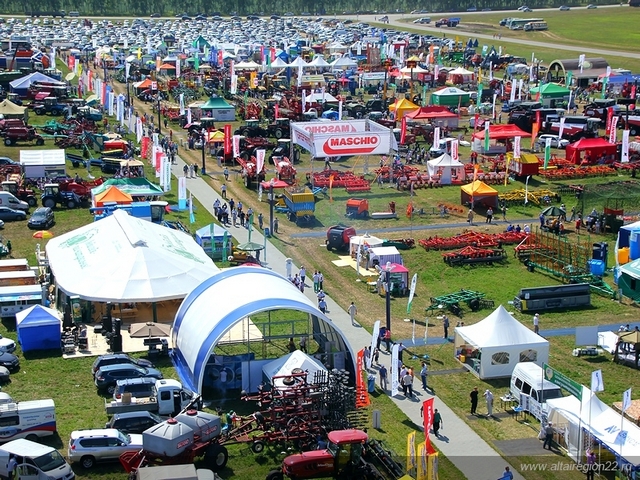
[94,186,133,207]
[388,98,419,119]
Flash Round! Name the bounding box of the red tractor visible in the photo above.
[236,154,266,189]
[266,430,397,480]
[1,180,37,207]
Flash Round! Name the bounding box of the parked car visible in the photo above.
[105,411,163,434]
[0,207,26,222]
[94,364,163,394]
[0,351,20,371]
[27,207,55,230]
[586,4,598,7]
[537,134,570,149]
[559,5,571,10]
[68,428,143,468]
[0,334,16,353]
[91,353,155,378]
[0,157,18,166]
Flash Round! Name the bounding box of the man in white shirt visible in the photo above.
[533,313,540,334]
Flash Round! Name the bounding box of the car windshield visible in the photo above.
[33,450,67,471]
[118,430,130,444]
[327,441,339,456]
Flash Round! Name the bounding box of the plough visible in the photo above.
[313,170,370,192]
[538,165,617,180]
[419,231,527,251]
[443,246,507,266]
[498,188,560,206]
[425,289,494,317]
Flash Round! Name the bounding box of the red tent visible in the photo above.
[472,124,531,140]
[406,107,458,120]
[565,137,617,165]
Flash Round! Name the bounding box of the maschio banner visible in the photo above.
[291,119,398,158]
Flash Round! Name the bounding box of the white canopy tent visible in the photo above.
[305,92,338,103]
[427,153,465,185]
[349,235,384,256]
[308,56,331,68]
[547,387,640,466]
[454,305,549,379]
[268,57,289,69]
[234,60,261,70]
[263,350,328,388]
[288,56,308,68]
[367,246,402,268]
[400,65,430,74]
[45,209,218,302]
[331,56,358,69]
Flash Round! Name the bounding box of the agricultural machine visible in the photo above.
[284,186,315,225]
[32,97,69,116]
[235,119,268,138]
[266,429,407,480]
[345,199,369,219]
[326,225,356,251]
[2,126,45,146]
[58,177,105,201]
[41,184,83,209]
[236,154,266,189]
[1,180,37,207]
[271,140,297,184]
[267,118,291,139]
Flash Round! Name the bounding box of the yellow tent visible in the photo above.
[388,98,419,119]
[460,180,499,208]
[207,130,225,143]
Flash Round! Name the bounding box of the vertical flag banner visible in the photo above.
[477,82,483,102]
[427,453,439,480]
[514,136,521,159]
[484,121,490,152]
[187,108,192,124]
[509,82,516,102]
[255,149,266,176]
[417,443,427,480]
[606,107,614,136]
[558,117,566,141]
[163,156,171,192]
[407,273,418,314]
[591,370,605,393]
[433,127,441,147]
[622,129,630,163]
[391,343,400,397]
[504,158,510,186]
[338,100,343,120]
[422,398,434,444]
[232,135,241,158]
[531,121,539,150]
[368,321,380,370]
[178,177,187,210]
[179,93,185,115]
[224,125,232,156]
[400,116,407,145]
[407,432,417,474]
[544,137,551,169]
[188,193,194,224]
[609,116,619,144]
[566,71,573,87]
[230,75,238,94]
[329,174,334,202]
[451,140,459,162]
[623,388,632,412]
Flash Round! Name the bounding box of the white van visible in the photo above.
[0,438,75,480]
[0,192,28,211]
[510,362,563,419]
[0,399,57,443]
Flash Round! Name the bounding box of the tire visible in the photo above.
[26,434,38,442]
[4,138,11,146]
[266,470,284,480]
[35,109,44,115]
[35,137,44,146]
[50,109,59,116]
[43,198,56,209]
[204,444,228,471]
[251,441,265,453]
[242,129,251,138]
[274,128,284,139]
[81,456,95,469]
[107,384,116,395]
[631,127,638,136]
[67,199,76,209]
[27,197,37,207]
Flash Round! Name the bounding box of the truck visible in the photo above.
[32,97,68,116]
[119,411,229,473]
[135,464,220,480]
[435,17,460,27]
[266,429,406,480]
[105,379,202,417]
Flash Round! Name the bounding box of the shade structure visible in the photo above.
[454,305,549,379]
[287,56,308,68]
[330,56,357,68]
[234,60,261,70]
[268,57,289,69]
[460,180,499,208]
[308,56,331,68]
[565,137,617,164]
[263,350,327,388]
[427,153,465,185]
[93,185,133,207]
[129,322,171,338]
[406,107,458,121]
[32,230,54,239]
[528,83,570,97]
[541,206,565,217]
[158,63,176,70]
[388,98,419,119]
[45,209,219,302]
[399,65,429,74]
[92,178,164,198]
[236,241,264,251]
[472,124,532,140]
[16,305,62,353]
[431,87,471,107]
[0,99,27,120]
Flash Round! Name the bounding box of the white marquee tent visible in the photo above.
[454,305,549,379]
[547,387,640,466]
[427,153,465,185]
[263,350,328,388]
[46,209,218,302]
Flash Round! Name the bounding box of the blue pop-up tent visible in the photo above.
[16,305,62,352]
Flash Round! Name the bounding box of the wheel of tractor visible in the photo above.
[242,129,251,137]
[275,128,284,139]
[35,137,44,146]
[35,109,44,115]
[27,197,37,207]
[4,138,11,146]
[50,109,59,116]
[251,440,265,453]
[204,444,228,471]
[67,199,77,209]
[631,127,638,136]
[266,469,284,480]
[42,198,56,209]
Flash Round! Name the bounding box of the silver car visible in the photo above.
[68,428,143,469]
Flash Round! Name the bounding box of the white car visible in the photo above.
[0,334,15,353]
[68,429,143,469]
[537,135,570,149]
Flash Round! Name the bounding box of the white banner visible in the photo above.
[609,116,619,144]
[179,93,185,115]
[230,74,238,94]
[255,149,265,175]
[622,129,630,163]
[301,90,306,113]
[623,388,632,412]
[391,343,400,397]
[451,139,459,161]
[558,117,566,140]
[368,320,380,370]
[232,135,241,157]
[178,176,187,203]
[514,136,521,159]
[433,126,441,148]
[518,79,524,100]
[187,108,192,124]
[591,369,604,392]
[163,155,171,192]
[509,81,516,102]
[338,100,343,121]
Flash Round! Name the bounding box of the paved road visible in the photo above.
[359,12,640,59]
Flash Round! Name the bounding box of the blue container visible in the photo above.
[589,259,605,277]
[630,230,640,260]
[367,375,376,393]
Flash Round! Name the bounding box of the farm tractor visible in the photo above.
[32,97,69,116]
[41,184,83,209]
[1,180,37,207]
[267,118,291,139]
[266,429,408,480]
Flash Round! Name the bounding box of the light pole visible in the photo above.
[384,261,392,332]
[268,177,275,236]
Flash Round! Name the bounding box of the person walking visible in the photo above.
[586,449,596,480]
[193,164,199,177]
[223,167,229,181]
[299,336,307,353]
[443,315,450,339]
[318,271,324,290]
[379,364,388,391]
[486,207,493,223]
[398,342,406,362]
[318,298,327,314]
[433,409,442,436]
[470,386,479,414]
[484,389,494,417]
[299,266,306,285]
[502,205,507,221]
[258,213,264,229]
[501,466,514,480]
[221,184,227,199]
[7,455,17,480]
[467,209,474,225]
[373,347,380,365]
[183,164,189,177]
[348,302,358,326]
[188,164,194,178]
[420,361,428,390]
[543,422,555,450]
[313,271,320,293]
[273,217,279,234]
[384,328,392,352]
[231,207,237,227]
[402,370,413,397]
[533,313,540,334]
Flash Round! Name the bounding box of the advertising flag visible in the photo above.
[224,125,232,156]
[451,139,459,162]
[606,107,614,136]
[558,117,566,141]
[329,174,334,202]
[232,135,241,158]
[609,116,619,143]
[531,122,539,150]
[422,398,434,445]
[391,343,400,397]
[400,116,407,145]
[483,121,490,152]
[544,137,551,169]
[230,75,238,94]
[417,442,427,480]
[623,388,632,412]
[338,100,343,120]
[566,71,573,87]
[255,149,266,176]
[189,193,195,224]
[178,176,187,210]
[622,129,630,163]
[433,127,441,147]
[368,321,380,370]
[187,108,192,124]
[477,82,483,102]
[514,136,521,159]
[407,274,418,314]
[591,370,605,392]
[407,432,417,474]
[509,82,516,102]
[179,93,185,115]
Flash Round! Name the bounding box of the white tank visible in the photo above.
[142,418,194,456]
[175,409,221,443]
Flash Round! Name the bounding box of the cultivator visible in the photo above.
[538,165,617,180]
[419,231,527,251]
[225,369,359,452]
[498,188,560,206]
[442,246,507,266]
[425,289,494,317]
[312,170,370,193]
[515,228,615,297]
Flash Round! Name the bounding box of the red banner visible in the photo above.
[217,50,223,66]
[155,149,163,174]
[400,116,407,145]
[355,349,370,408]
[605,107,614,136]
[422,398,436,454]
[224,124,232,156]
[535,110,541,130]
[274,104,280,119]
[140,136,151,158]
